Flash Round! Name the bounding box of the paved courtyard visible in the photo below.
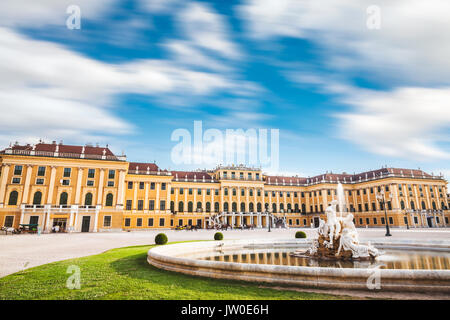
[1,227,449,278]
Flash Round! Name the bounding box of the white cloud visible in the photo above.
[177,2,242,60]
[337,87,450,161]
[0,0,118,27]
[239,0,450,85]
[0,27,259,146]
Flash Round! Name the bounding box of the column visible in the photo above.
[144,182,149,210]
[74,167,84,205]
[166,183,171,213]
[202,189,206,213]
[46,166,57,205]
[220,187,224,212]
[245,187,249,212]
[93,208,99,232]
[96,169,105,206]
[133,181,137,210]
[0,164,10,207]
[21,165,33,204]
[156,183,160,212]
[116,169,126,208]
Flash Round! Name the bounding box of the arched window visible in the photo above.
[432,202,437,210]
[422,201,426,210]
[196,201,202,211]
[287,203,292,211]
[272,203,277,213]
[188,201,193,212]
[240,202,245,212]
[33,191,42,205]
[214,202,219,212]
[178,201,184,212]
[441,201,446,210]
[249,203,254,212]
[84,192,93,206]
[170,201,175,213]
[59,192,68,206]
[105,193,113,206]
[257,203,262,212]
[280,203,284,211]
[224,202,229,212]
[294,203,299,212]
[265,203,269,210]
[301,203,306,213]
[8,191,18,206]
[232,202,237,212]
[400,200,405,210]
[410,201,415,210]
[206,202,211,212]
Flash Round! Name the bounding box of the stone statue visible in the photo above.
[293,198,381,261]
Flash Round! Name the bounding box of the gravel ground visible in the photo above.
[1,227,449,278]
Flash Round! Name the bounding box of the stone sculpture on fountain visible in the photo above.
[293,186,381,261]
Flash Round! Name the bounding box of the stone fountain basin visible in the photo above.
[147,239,450,294]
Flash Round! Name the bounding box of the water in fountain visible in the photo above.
[337,182,346,217]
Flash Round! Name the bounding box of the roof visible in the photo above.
[171,171,213,181]
[128,162,159,172]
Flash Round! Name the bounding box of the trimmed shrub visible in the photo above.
[295,231,307,239]
[214,232,224,241]
[155,233,168,245]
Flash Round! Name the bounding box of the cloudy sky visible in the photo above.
[0,0,449,179]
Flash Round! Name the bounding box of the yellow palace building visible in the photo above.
[0,141,449,233]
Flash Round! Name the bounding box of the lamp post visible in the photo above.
[377,189,392,236]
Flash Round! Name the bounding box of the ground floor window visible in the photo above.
[373,218,377,225]
[137,218,142,227]
[3,216,14,227]
[403,217,408,225]
[436,217,440,224]
[359,218,363,225]
[159,218,165,227]
[170,219,173,226]
[197,219,202,226]
[365,218,369,225]
[30,216,39,225]
[414,217,418,224]
[389,217,393,224]
[178,219,183,226]
[124,218,131,227]
[445,217,449,224]
[103,216,111,227]
[381,217,385,224]
[148,218,154,227]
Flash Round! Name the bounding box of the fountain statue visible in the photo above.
[292,183,382,261]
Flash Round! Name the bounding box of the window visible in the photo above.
[14,165,23,176]
[103,216,111,227]
[84,193,93,206]
[256,173,260,180]
[88,169,95,178]
[138,200,143,210]
[36,178,44,185]
[149,200,155,210]
[59,192,68,205]
[62,179,70,186]
[364,203,369,212]
[179,188,184,195]
[248,173,251,179]
[171,188,174,194]
[189,188,193,195]
[33,191,42,205]
[241,189,245,196]
[128,181,133,189]
[137,218,142,227]
[12,177,20,184]
[366,218,370,224]
[232,189,236,196]
[160,200,166,210]
[373,218,377,225]
[148,218,154,227]
[240,172,244,179]
[87,180,94,186]
[63,168,71,177]
[207,189,211,195]
[4,216,14,227]
[124,218,131,227]
[389,217,393,224]
[215,189,219,196]
[178,201,184,212]
[257,190,261,197]
[161,183,166,190]
[381,217,385,224]
[108,170,115,179]
[224,188,228,196]
[8,191,18,205]
[151,183,155,190]
[107,181,114,187]
[105,193,113,206]
[372,203,376,211]
[139,182,144,190]
[126,200,132,210]
[359,218,363,225]
[197,189,201,195]
[188,202,193,212]
[37,166,46,176]
[159,218,165,227]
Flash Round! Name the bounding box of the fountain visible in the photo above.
[292,183,381,260]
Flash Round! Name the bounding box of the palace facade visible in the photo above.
[0,141,449,233]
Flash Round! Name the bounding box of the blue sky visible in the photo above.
[0,0,450,180]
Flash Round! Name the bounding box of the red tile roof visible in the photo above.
[171,171,213,181]
[128,162,159,172]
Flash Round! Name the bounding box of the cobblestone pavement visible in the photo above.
[1,227,449,278]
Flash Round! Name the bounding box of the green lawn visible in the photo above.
[0,243,351,300]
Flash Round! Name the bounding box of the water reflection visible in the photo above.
[199,249,450,270]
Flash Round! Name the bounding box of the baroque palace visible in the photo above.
[0,141,449,233]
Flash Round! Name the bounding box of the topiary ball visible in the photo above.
[214,232,224,241]
[155,233,168,245]
[295,231,307,239]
